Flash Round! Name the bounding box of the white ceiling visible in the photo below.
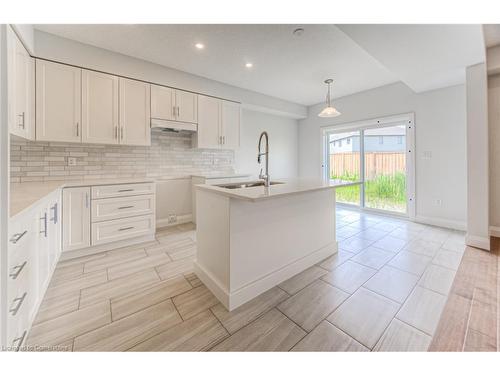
[339,25,485,93]
[34,24,485,106]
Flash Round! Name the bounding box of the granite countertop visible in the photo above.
[10,178,155,218]
[194,178,361,202]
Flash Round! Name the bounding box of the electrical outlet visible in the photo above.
[67,157,77,166]
[167,214,177,224]
[436,199,442,206]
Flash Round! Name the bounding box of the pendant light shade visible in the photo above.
[318,79,341,118]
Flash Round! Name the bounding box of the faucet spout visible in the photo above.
[257,131,270,187]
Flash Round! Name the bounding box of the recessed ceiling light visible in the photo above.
[245,62,253,68]
[195,43,205,49]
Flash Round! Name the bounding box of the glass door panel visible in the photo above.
[328,130,361,206]
[363,125,407,213]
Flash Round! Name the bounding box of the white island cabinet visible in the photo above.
[194,179,354,311]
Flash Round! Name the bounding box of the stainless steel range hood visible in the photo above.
[151,118,197,132]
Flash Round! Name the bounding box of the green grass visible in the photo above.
[332,172,406,212]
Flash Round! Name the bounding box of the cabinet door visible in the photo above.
[62,187,91,252]
[120,78,151,146]
[221,101,240,150]
[36,60,82,143]
[47,198,61,271]
[175,90,198,124]
[197,95,221,149]
[82,70,119,144]
[8,28,35,140]
[151,84,175,121]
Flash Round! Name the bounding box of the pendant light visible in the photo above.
[318,79,341,118]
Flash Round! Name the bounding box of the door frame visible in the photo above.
[320,113,416,219]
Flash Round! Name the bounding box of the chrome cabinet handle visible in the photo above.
[40,212,48,237]
[222,135,226,145]
[120,127,124,140]
[11,330,27,351]
[172,106,176,117]
[10,230,27,244]
[50,203,58,223]
[115,126,118,139]
[118,189,134,192]
[118,205,134,210]
[177,106,180,117]
[118,226,134,231]
[10,292,27,316]
[76,122,79,137]
[10,261,27,280]
[18,112,25,129]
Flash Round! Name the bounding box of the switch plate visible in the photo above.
[67,157,77,166]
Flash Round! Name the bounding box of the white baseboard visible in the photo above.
[156,214,192,229]
[414,215,466,231]
[195,241,337,311]
[465,233,491,251]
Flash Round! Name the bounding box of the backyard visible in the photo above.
[332,171,407,212]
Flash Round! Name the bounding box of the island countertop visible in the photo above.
[194,178,360,202]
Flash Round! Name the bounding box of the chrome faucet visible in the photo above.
[257,131,270,187]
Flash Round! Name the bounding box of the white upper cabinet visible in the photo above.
[36,60,82,143]
[151,85,175,121]
[196,95,240,150]
[82,70,119,145]
[150,84,198,124]
[8,27,35,140]
[197,95,221,149]
[220,100,240,150]
[175,90,198,124]
[119,78,151,146]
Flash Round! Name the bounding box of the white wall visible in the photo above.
[235,109,299,178]
[466,63,490,250]
[298,82,467,229]
[34,30,306,119]
[488,74,500,233]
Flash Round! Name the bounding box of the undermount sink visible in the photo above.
[215,181,284,189]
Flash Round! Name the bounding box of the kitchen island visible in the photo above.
[194,178,355,311]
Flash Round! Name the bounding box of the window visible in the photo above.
[397,136,403,144]
[347,138,351,145]
[379,136,384,144]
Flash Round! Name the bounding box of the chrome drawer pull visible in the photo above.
[12,330,27,351]
[9,231,27,244]
[40,212,48,237]
[118,189,134,192]
[9,261,27,280]
[50,203,58,223]
[118,205,134,210]
[10,292,27,316]
[118,226,134,231]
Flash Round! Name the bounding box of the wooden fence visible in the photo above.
[330,152,406,179]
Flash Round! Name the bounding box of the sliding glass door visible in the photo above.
[328,131,362,206]
[363,125,407,213]
[325,118,413,216]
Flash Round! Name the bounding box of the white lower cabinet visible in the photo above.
[6,190,61,350]
[63,182,156,252]
[62,187,91,252]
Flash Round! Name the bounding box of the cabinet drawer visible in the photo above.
[91,182,154,199]
[91,214,155,246]
[91,194,155,222]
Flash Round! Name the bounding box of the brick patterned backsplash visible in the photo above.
[10,129,235,183]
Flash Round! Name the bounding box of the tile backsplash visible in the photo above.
[10,129,235,183]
